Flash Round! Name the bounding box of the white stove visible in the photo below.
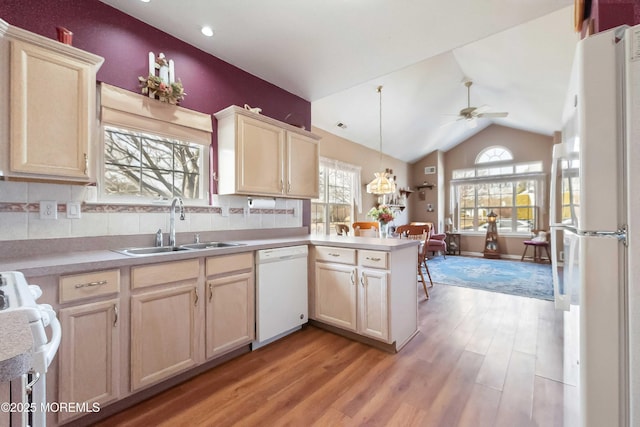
[0,271,61,427]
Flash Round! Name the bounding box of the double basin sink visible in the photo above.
[115,241,245,257]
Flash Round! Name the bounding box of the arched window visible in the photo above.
[476,146,513,164]
[450,146,544,234]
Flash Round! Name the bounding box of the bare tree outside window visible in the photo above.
[104,127,203,200]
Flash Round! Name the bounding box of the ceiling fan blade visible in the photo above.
[467,117,478,129]
[477,112,509,118]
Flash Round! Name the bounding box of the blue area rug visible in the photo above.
[424,256,554,300]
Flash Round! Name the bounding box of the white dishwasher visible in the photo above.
[253,245,308,350]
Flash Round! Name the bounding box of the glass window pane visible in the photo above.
[104,164,140,195]
[104,126,203,200]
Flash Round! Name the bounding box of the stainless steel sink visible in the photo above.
[114,246,195,256]
[179,241,246,250]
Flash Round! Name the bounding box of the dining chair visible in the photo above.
[521,229,551,263]
[411,222,447,258]
[352,221,379,237]
[397,224,433,298]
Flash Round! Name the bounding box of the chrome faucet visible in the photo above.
[169,197,184,247]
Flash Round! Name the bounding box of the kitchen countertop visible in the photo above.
[0,310,33,382]
[0,235,419,278]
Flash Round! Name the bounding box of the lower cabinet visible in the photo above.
[315,262,357,332]
[313,245,417,349]
[205,253,255,359]
[57,269,121,423]
[314,247,390,342]
[358,268,389,341]
[130,260,202,391]
[58,298,120,423]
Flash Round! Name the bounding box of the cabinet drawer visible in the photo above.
[359,250,388,269]
[131,259,199,289]
[206,252,253,277]
[315,246,356,265]
[59,269,120,304]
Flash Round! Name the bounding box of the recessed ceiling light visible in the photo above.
[140,0,150,3]
[201,26,214,37]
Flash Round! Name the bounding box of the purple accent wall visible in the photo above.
[0,0,310,127]
[1,0,312,229]
[591,0,640,33]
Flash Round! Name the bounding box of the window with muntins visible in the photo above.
[104,126,204,199]
[311,158,362,236]
[99,84,212,203]
[451,146,544,234]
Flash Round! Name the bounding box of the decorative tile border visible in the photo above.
[0,202,294,215]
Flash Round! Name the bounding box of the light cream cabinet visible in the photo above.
[1,23,103,182]
[358,267,389,341]
[313,245,417,351]
[215,105,320,198]
[130,259,202,391]
[205,253,255,358]
[315,262,357,331]
[57,270,121,423]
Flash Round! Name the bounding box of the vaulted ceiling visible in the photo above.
[100,0,578,163]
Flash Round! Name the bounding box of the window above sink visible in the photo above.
[98,83,213,205]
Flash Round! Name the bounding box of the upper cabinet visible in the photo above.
[215,106,320,199]
[0,21,104,183]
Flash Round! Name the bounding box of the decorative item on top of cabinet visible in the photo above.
[214,105,320,199]
[138,52,185,105]
[0,21,104,183]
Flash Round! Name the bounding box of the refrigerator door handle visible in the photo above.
[580,227,627,245]
[550,227,570,311]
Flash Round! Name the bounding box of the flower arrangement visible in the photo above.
[367,204,395,224]
[138,74,186,105]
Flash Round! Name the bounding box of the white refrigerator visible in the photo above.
[550,24,640,427]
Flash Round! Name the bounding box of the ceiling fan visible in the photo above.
[450,80,509,128]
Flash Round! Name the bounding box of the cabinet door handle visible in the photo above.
[83,153,88,176]
[74,280,107,289]
[360,273,365,287]
[280,179,284,193]
[194,288,199,306]
[288,181,292,193]
[208,283,213,302]
[328,253,340,257]
[113,304,118,327]
[366,257,381,262]
[350,270,355,285]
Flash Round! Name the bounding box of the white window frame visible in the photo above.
[102,125,206,202]
[311,158,362,236]
[98,83,212,205]
[450,146,545,235]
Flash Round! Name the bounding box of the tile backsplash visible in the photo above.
[0,181,302,241]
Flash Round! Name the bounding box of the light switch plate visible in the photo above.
[39,201,58,220]
[66,202,82,219]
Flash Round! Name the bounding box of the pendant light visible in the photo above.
[366,85,396,195]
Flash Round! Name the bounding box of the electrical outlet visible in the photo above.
[220,206,229,217]
[39,201,58,220]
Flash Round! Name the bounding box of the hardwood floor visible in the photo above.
[96,284,579,426]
